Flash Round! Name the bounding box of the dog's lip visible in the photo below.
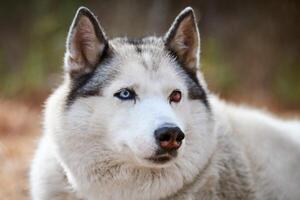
[146,154,174,164]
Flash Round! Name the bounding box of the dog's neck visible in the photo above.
[59,130,217,199]
[163,135,257,200]
[64,135,257,200]
[163,149,218,200]
[67,147,218,200]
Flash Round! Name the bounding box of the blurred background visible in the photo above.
[0,0,299,199]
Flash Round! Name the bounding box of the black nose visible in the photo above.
[154,126,185,151]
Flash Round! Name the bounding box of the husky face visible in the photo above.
[56,7,215,180]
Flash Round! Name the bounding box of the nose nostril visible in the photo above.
[154,126,185,151]
[159,133,172,142]
[176,132,185,142]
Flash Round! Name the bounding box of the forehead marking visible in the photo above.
[135,45,142,53]
[66,37,210,110]
[141,51,152,70]
[138,45,165,71]
[66,53,118,107]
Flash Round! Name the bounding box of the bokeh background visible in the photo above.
[0,0,299,199]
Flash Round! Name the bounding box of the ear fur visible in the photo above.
[64,7,108,78]
[164,7,200,74]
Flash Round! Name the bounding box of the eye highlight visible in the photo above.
[169,90,182,103]
[114,88,136,101]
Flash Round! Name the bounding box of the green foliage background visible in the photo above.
[0,0,299,109]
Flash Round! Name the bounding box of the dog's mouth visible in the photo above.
[146,150,178,164]
[146,154,173,164]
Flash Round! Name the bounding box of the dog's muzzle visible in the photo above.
[147,124,185,164]
[154,125,185,151]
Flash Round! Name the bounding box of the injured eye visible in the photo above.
[114,88,136,101]
[169,90,182,103]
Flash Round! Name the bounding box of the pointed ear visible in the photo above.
[64,7,108,78]
[164,7,200,74]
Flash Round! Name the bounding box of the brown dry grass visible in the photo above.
[0,99,41,200]
[0,95,298,200]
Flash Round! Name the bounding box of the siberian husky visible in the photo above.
[30,6,300,200]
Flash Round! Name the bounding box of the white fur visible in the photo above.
[30,65,300,200]
[30,50,217,200]
[30,8,300,200]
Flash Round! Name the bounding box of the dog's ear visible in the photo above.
[164,7,200,74]
[64,7,108,78]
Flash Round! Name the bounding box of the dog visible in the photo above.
[30,6,300,200]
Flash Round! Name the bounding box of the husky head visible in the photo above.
[52,7,215,182]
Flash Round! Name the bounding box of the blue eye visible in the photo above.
[114,88,136,100]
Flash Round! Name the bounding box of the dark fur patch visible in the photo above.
[126,38,145,46]
[135,45,142,53]
[66,45,116,106]
[166,48,210,109]
[67,71,99,105]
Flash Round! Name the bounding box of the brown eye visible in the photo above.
[169,90,182,103]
